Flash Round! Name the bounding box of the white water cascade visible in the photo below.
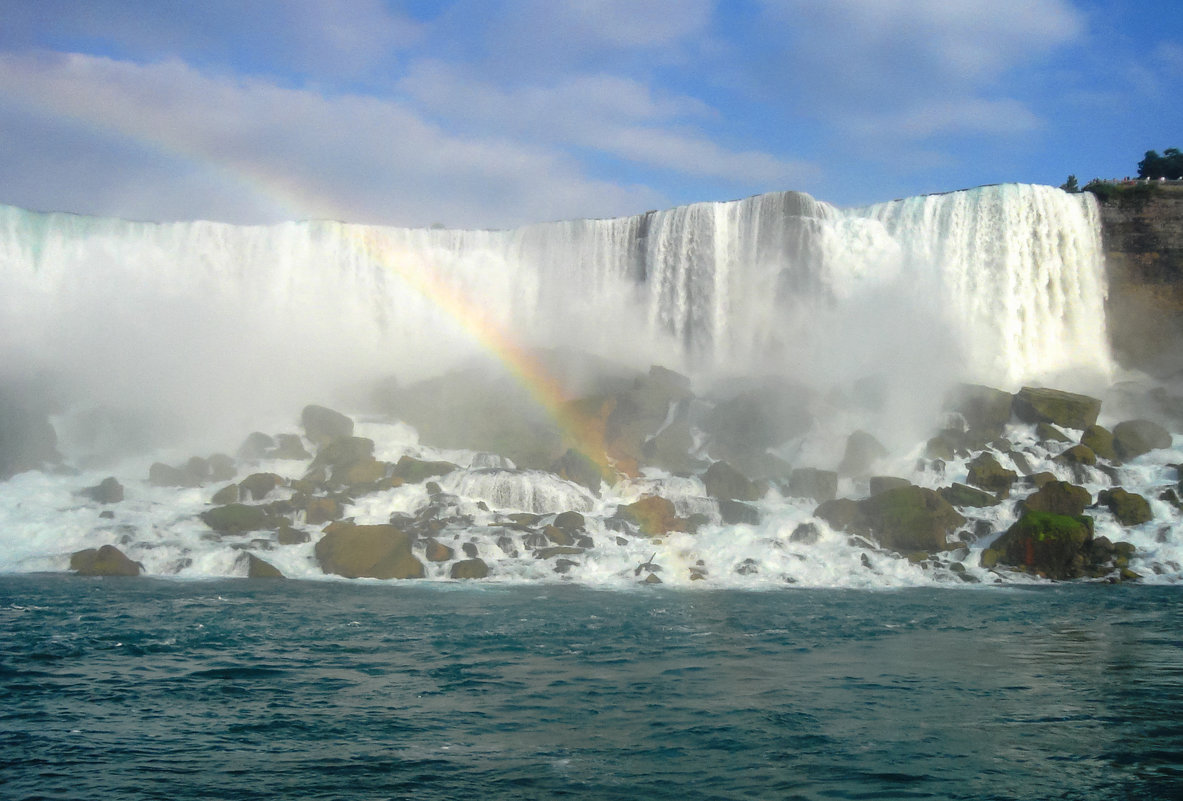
[0,183,1110,440]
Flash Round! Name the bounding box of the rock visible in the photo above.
[537,546,585,559]
[149,462,202,488]
[238,432,275,460]
[208,454,237,481]
[543,525,574,546]
[334,458,388,487]
[424,538,454,562]
[643,572,663,584]
[946,383,1013,434]
[992,511,1094,579]
[211,483,240,505]
[271,434,310,460]
[550,448,606,494]
[937,483,999,508]
[869,476,911,496]
[966,453,1018,496]
[1113,419,1173,459]
[1035,422,1072,443]
[789,522,820,544]
[82,477,124,504]
[1098,487,1153,525]
[703,460,760,502]
[817,486,964,554]
[70,544,141,576]
[616,495,688,536]
[838,430,888,477]
[0,389,61,480]
[450,558,489,579]
[925,432,958,460]
[200,503,273,534]
[703,380,813,471]
[1021,481,1091,517]
[276,524,310,545]
[301,405,354,446]
[553,511,585,532]
[314,437,375,471]
[314,522,424,579]
[1028,471,1058,489]
[718,499,760,525]
[1080,425,1117,461]
[554,558,579,574]
[239,472,283,501]
[462,542,479,558]
[390,455,457,484]
[304,496,343,525]
[788,467,838,502]
[642,414,697,474]
[1012,387,1101,430]
[244,553,284,579]
[1057,444,1097,466]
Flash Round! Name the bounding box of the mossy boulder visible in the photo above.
[703,460,760,502]
[1112,419,1172,459]
[1035,422,1072,444]
[314,522,424,579]
[200,503,274,534]
[838,430,888,477]
[70,544,141,576]
[239,472,283,501]
[1057,444,1097,467]
[869,476,911,496]
[966,453,1018,496]
[1098,487,1153,526]
[334,458,388,487]
[937,483,999,508]
[788,467,838,502]
[816,487,964,554]
[1080,425,1117,461]
[1020,481,1091,517]
[424,538,454,562]
[211,483,240,505]
[1012,387,1101,430]
[313,436,375,471]
[992,511,1094,579]
[450,558,490,579]
[718,498,761,525]
[276,524,310,545]
[301,404,354,446]
[390,455,457,484]
[304,496,343,525]
[553,511,585,532]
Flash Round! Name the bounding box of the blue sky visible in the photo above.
[0,0,1179,228]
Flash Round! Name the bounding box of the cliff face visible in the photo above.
[1095,184,1183,376]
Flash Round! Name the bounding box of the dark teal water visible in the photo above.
[1,577,1181,800]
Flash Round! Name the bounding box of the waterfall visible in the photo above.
[0,183,1111,441]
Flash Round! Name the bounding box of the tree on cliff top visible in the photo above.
[1137,149,1183,180]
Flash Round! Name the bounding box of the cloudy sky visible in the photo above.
[0,0,1179,228]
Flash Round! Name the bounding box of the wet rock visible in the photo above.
[276,524,310,545]
[1035,422,1072,443]
[642,414,697,474]
[703,460,760,502]
[1020,481,1091,517]
[735,558,759,575]
[211,483,240,505]
[244,553,284,579]
[271,434,310,460]
[314,437,375,472]
[553,511,585,532]
[200,503,275,534]
[924,432,958,461]
[462,542,479,558]
[70,544,141,576]
[238,432,276,460]
[1098,487,1153,526]
[305,496,343,525]
[537,546,585,559]
[1080,425,1117,461]
[992,511,1094,579]
[149,461,202,488]
[554,558,579,574]
[450,558,489,579]
[966,453,1017,497]
[642,572,663,584]
[424,538,454,562]
[208,454,237,481]
[1012,387,1101,430]
[314,522,424,579]
[703,380,813,474]
[718,498,760,525]
[334,458,388,487]
[816,486,964,554]
[550,448,606,494]
[615,495,689,537]
[81,477,124,504]
[1057,444,1097,466]
[391,455,458,484]
[1027,471,1058,489]
[496,534,519,557]
[946,383,1013,435]
[240,472,283,501]
[937,483,999,508]
[788,467,838,502]
[838,430,888,477]
[302,405,354,446]
[543,525,574,546]
[789,522,821,545]
[1113,419,1173,459]
[869,476,911,496]
[0,389,61,480]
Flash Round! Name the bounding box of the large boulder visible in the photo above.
[70,544,141,576]
[239,472,283,501]
[301,404,354,446]
[390,455,457,484]
[1079,425,1117,461]
[81,477,124,504]
[989,511,1094,579]
[703,379,813,472]
[1098,488,1153,526]
[450,558,490,579]
[1112,420,1172,459]
[965,453,1017,496]
[1020,481,1091,517]
[815,486,964,554]
[200,503,275,534]
[937,483,999,508]
[148,461,204,488]
[615,495,689,537]
[550,448,606,494]
[1012,387,1101,430]
[313,436,375,471]
[946,383,1013,435]
[838,430,888,477]
[0,388,61,480]
[314,522,424,579]
[244,553,284,579]
[788,467,838,502]
[703,460,760,502]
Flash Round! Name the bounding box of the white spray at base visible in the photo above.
[0,182,1163,589]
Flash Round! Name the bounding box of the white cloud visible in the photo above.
[844,97,1044,140]
[0,51,662,227]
